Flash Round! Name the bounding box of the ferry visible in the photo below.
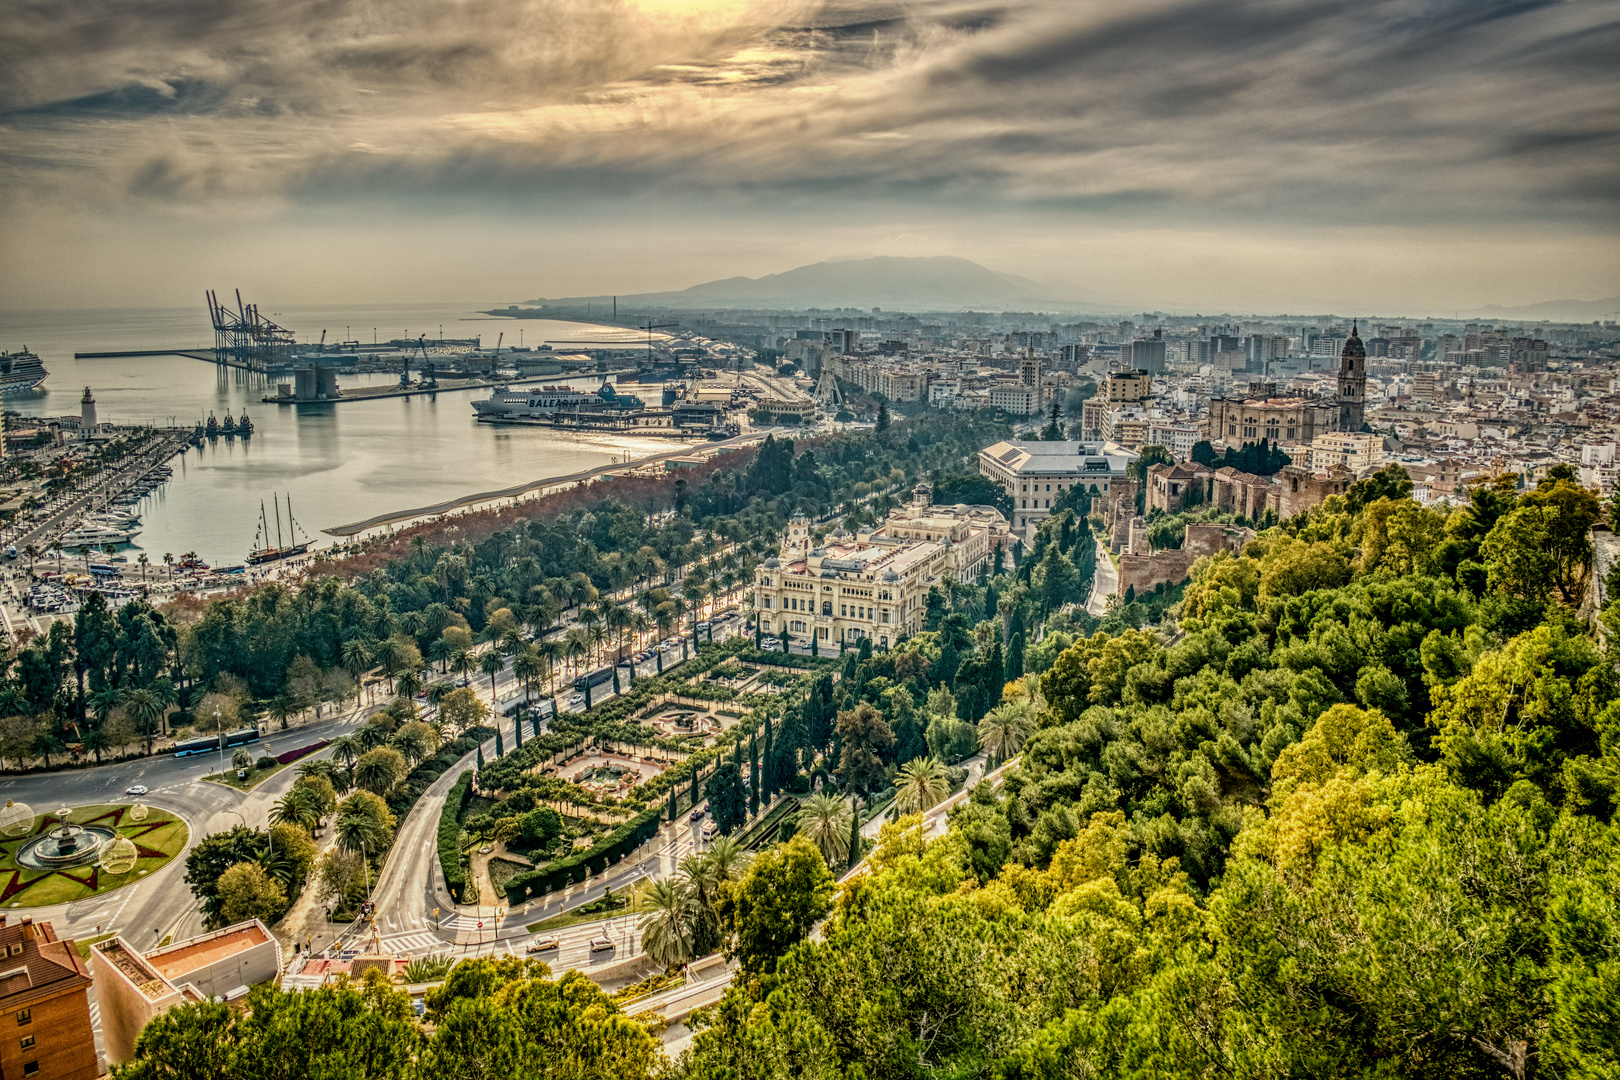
[472,382,645,422]
[0,348,48,396]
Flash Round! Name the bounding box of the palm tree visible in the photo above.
[270,785,324,831]
[562,630,590,678]
[427,638,455,674]
[327,735,361,772]
[137,552,149,582]
[267,694,298,731]
[121,687,164,754]
[372,637,404,694]
[977,703,1034,766]
[334,801,384,854]
[895,756,951,815]
[449,649,474,685]
[341,638,373,704]
[479,650,505,701]
[796,793,853,866]
[231,747,253,770]
[354,748,404,796]
[395,666,426,701]
[390,725,431,767]
[510,649,542,705]
[637,879,696,969]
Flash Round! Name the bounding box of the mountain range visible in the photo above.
[519,256,1073,312]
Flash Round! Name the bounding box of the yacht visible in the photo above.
[60,525,140,546]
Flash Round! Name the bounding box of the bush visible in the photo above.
[255,756,278,771]
[438,771,475,902]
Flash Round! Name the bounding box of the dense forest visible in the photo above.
[113,437,1620,1077]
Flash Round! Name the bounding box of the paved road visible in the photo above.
[0,707,370,948]
[1085,538,1117,616]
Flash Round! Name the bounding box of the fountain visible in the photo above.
[15,808,117,871]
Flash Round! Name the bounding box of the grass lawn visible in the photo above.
[0,805,189,908]
[525,892,630,933]
[74,932,115,960]
[203,761,291,791]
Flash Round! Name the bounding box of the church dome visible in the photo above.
[1341,323,1365,359]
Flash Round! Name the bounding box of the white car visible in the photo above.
[124,785,148,796]
[568,693,586,707]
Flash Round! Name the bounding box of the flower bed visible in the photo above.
[275,740,329,766]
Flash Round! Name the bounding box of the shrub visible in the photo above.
[438,771,475,902]
[255,756,278,771]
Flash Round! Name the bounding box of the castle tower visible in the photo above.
[80,387,97,432]
[1337,324,1366,432]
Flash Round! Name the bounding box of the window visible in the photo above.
[7,945,18,957]
[762,597,771,609]
[20,1035,34,1049]
[15,1009,29,1026]
[821,601,832,615]
[23,1062,38,1077]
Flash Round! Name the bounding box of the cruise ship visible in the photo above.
[472,382,645,422]
[0,348,48,396]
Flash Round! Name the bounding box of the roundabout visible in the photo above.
[0,801,189,908]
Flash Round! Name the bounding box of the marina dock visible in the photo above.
[261,369,639,406]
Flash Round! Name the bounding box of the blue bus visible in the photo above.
[573,667,615,691]
[173,727,261,758]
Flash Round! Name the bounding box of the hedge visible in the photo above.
[276,740,329,765]
[385,724,498,819]
[501,806,665,902]
[439,771,474,902]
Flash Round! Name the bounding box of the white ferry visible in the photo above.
[472,382,645,422]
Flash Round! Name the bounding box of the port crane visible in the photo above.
[639,319,678,369]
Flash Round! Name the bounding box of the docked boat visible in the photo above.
[247,494,311,565]
[0,348,48,396]
[205,413,219,438]
[472,382,645,422]
[221,412,237,437]
[238,411,253,438]
[60,525,140,546]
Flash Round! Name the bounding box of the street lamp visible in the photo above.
[214,706,225,769]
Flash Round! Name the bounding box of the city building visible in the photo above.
[978,438,1138,538]
[751,488,1009,650]
[0,916,99,1080]
[1307,432,1381,473]
[1103,370,1154,404]
[989,382,1043,415]
[92,919,282,1068]
[1207,328,1369,448]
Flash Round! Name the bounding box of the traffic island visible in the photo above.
[0,803,189,907]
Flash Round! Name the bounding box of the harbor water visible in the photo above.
[0,303,696,565]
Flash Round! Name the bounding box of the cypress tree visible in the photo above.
[494,731,504,758]
[846,803,862,872]
[1006,630,1026,682]
[476,745,485,770]
[668,786,677,822]
[762,717,774,800]
[613,668,621,694]
[748,732,759,816]
[513,717,522,747]
[690,764,699,808]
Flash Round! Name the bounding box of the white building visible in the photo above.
[1306,431,1382,474]
[752,488,1010,651]
[978,438,1138,539]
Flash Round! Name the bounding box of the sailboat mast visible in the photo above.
[286,495,299,544]
[274,496,285,551]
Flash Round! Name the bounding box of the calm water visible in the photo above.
[0,303,692,564]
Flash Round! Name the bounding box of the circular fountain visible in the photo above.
[15,809,116,871]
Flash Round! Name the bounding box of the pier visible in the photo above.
[262,369,641,406]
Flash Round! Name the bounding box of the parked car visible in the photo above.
[588,938,614,954]
[526,937,560,954]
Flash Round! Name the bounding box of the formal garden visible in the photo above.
[0,802,188,907]
[439,637,842,904]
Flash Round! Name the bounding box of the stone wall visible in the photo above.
[1116,523,1256,598]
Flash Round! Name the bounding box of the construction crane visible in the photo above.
[490,332,504,376]
[640,319,678,369]
[417,336,437,388]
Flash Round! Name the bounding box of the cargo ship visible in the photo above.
[0,348,48,396]
[472,382,645,422]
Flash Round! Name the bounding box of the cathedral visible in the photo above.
[1205,324,1368,447]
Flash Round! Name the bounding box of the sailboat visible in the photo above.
[247,494,312,565]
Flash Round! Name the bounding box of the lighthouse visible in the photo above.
[80,386,97,433]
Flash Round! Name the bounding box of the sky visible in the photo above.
[2,0,1617,315]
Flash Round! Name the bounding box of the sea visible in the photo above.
[0,303,695,566]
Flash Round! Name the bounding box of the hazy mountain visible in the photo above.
[1473,297,1620,323]
[520,256,1076,311]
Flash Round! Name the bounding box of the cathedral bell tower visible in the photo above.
[1338,323,1366,432]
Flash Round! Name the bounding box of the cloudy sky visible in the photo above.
[2,0,1616,313]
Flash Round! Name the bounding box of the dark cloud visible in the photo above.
[0,0,1613,243]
